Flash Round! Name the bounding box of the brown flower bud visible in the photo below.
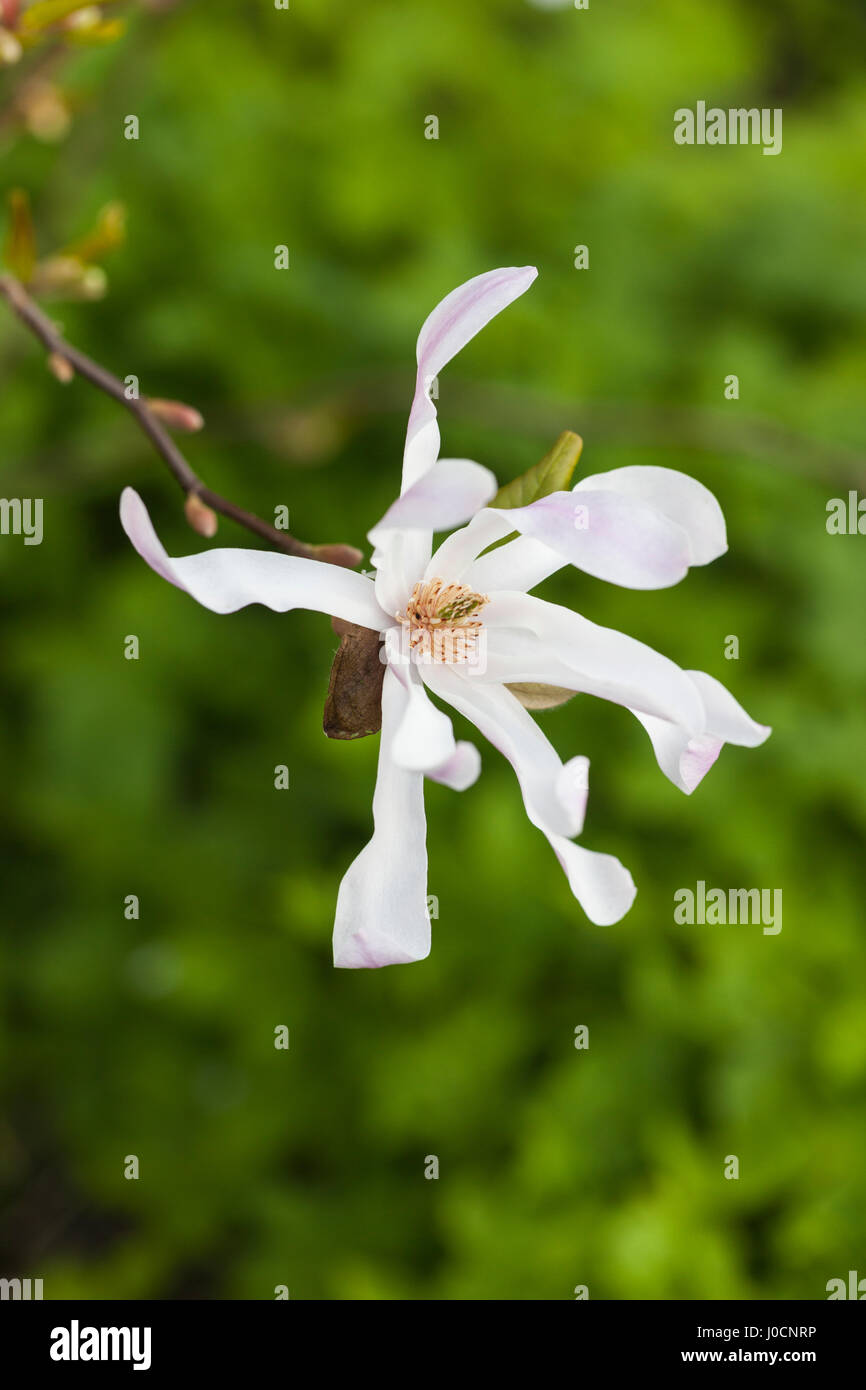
[148,398,205,433]
[313,542,364,569]
[184,493,218,538]
[47,352,75,384]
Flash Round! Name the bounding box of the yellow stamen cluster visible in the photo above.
[397,577,489,664]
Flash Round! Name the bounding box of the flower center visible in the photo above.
[396,577,489,664]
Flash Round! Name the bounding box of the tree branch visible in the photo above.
[0,272,362,568]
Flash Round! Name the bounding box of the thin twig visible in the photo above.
[0,273,362,567]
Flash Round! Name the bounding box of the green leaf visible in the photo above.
[19,0,120,34]
[479,430,584,558]
[490,430,583,510]
[3,189,36,285]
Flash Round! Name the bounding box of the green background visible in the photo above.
[1,0,864,1299]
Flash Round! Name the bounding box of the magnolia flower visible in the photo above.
[120,266,770,969]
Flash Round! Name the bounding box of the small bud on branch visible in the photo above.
[148,398,205,433]
[0,272,363,569]
[47,350,74,382]
[184,492,218,538]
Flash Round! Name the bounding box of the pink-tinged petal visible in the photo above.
[391,667,457,772]
[430,466,725,597]
[489,490,693,590]
[426,741,481,791]
[557,755,590,834]
[631,671,770,793]
[575,466,727,567]
[630,713,723,794]
[425,669,632,924]
[480,592,706,730]
[333,667,430,969]
[370,458,497,540]
[403,265,538,493]
[120,488,389,630]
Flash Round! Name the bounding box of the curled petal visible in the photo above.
[632,670,771,793]
[120,488,388,630]
[426,740,481,792]
[333,668,431,968]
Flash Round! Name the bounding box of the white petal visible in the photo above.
[425,669,633,924]
[333,667,431,968]
[426,741,482,791]
[403,266,537,493]
[370,458,497,541]
[465,535,564,594]
[371,530,427,621]
[424,669,584,837]
[425,508,514,582]
[120,488,388,629]
[391,666,457,772]
[378,266,536,615]
[575,466,727,566]
[480,592,706,730]
[428,509,564,594]
[549,841,637,926]
[631,670,771,793]
[688,671,772,746]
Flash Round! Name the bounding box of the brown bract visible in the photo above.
[323,620,384,740]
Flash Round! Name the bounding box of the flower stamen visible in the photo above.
[397,577,489,664]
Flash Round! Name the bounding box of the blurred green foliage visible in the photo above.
[1,0,865,1300]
